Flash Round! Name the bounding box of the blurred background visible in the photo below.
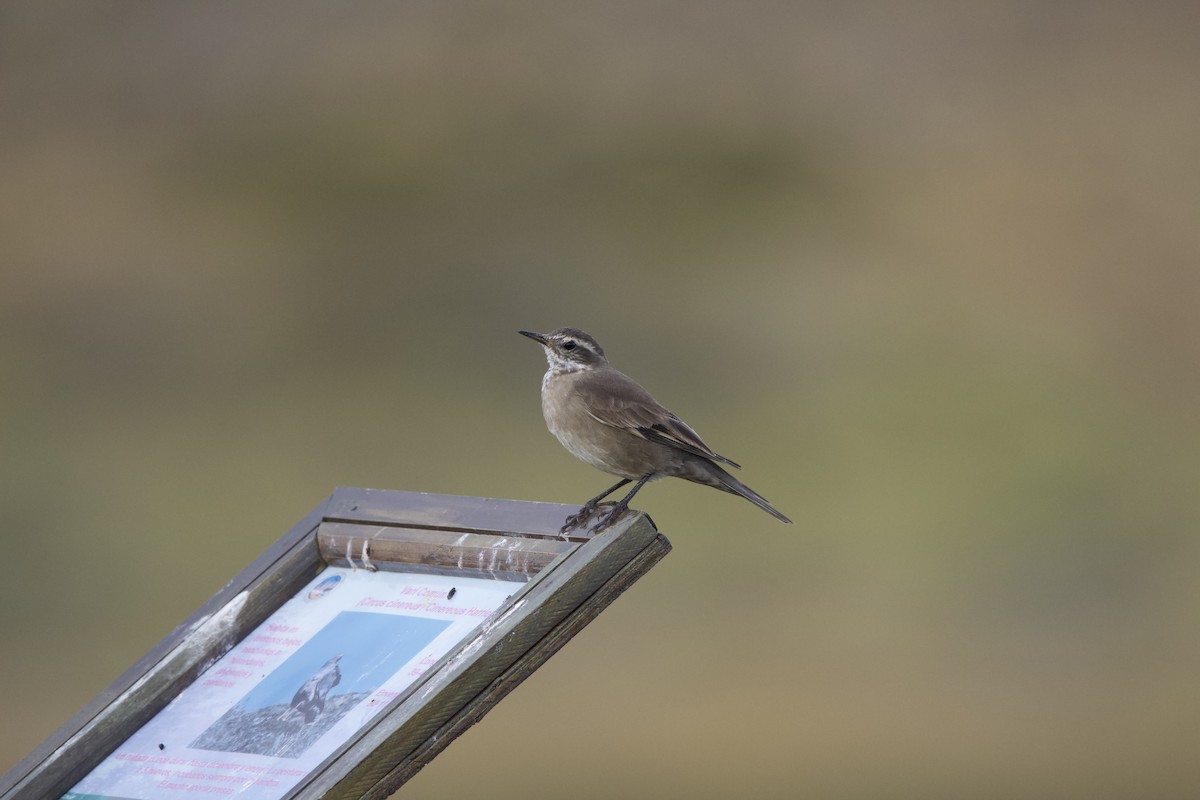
[2,2,1199,798]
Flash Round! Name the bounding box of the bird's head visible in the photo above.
[519,327,608,373]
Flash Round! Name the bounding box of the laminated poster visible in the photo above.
[64,568,517,800]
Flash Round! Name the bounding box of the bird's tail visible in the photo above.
[688,461,792,524]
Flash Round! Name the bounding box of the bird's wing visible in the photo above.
[318,665,341,691]
[579,370,741,469]
[291,680,315,707]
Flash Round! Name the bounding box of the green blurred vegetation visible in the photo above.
[2,3,1199,798]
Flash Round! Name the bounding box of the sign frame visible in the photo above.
[0,487,671,800]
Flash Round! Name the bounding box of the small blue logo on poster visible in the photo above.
[307,574,343,601]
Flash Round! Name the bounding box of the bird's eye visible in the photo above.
[563,340,577,351]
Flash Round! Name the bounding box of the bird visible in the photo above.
[519,327,791,532]
[278,654,342,724]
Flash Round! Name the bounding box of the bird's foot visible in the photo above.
[560,505,596,534]
[589,503,630,533]
[560,501,617,535]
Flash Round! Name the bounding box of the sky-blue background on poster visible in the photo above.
[236,611,451,711]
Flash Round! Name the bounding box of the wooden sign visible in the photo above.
[0,488,671,800]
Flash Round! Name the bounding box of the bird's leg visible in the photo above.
[591,474,653,532]
[561,478,632,533]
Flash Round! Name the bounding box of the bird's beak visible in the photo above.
[518,330,549,345]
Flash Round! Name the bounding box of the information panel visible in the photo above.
[63,567,518,800]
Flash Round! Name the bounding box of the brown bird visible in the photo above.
[520,327,792,532]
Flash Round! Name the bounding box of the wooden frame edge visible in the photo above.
[0,495,334,800]
[1,491,672,800]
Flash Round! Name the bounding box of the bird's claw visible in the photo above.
[559,501,618,535]
[588,504,629,532]
[559,507,594,534]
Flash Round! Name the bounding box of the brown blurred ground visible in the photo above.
[2,3,1199,798]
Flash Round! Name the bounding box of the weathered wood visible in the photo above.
[323,486,596,541]
[366,530,673,797]
[286,511,663,799]
[318,521,574,580]
[0,495,334,800]
[1,489,671,800]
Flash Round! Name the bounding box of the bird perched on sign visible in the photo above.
[520,328,791,533]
